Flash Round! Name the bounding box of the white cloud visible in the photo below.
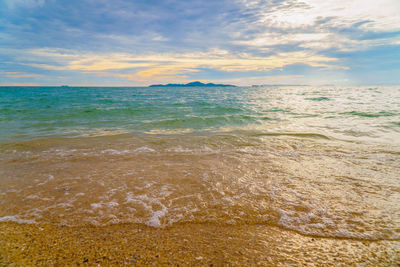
[0,71,42,78]
[22,48,345,73]
[235,31,400,52]
[232,0,400,53]
[247,0,400,32]
[4,47,345,84]
[234,33,331,47]
[3,0,45,9]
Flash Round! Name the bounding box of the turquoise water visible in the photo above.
[1,86,399,144]
[1,86,400,240]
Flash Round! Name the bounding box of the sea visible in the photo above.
[1,85,399,241]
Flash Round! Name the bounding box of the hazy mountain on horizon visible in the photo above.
[149,81,236,87]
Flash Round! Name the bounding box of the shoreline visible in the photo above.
[1,222,399,266]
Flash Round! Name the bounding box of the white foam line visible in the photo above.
[134,146,156,153]
[0,215,36,224]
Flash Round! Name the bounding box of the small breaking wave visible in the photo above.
[250,132,330,140]
[305,97,330,101]
[342,111,397,118]
[0,216,36,224]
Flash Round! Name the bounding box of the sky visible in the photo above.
[0,0,399,86]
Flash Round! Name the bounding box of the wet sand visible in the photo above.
[1,222,399,266]
[2,135,400,265]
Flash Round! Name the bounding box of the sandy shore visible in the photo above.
[1,222,399,266]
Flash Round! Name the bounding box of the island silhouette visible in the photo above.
[149,81,236,87]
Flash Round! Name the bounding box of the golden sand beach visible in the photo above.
[2,222,400,266]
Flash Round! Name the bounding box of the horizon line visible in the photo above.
[1,84,400,87]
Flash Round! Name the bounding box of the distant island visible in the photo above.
[149,81,236,87]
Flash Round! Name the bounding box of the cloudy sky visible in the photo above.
[0,0,399,86]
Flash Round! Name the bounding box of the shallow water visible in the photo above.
[1,86,400,242]
[1,86,399,143]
